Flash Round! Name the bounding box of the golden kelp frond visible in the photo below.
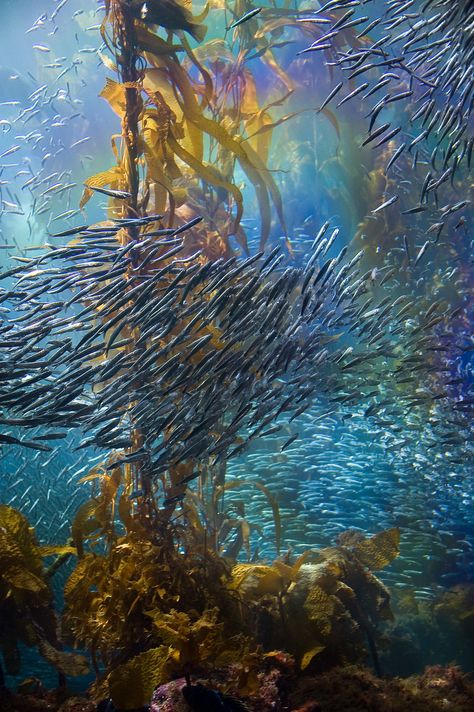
[167,132,244,237]
[228,530,397,671]
[145,607,224,667]
[142,52,288,249]
[351,528,401,571]
[71,500,101,557]
[230,551,307,598]
[80,166,126,210]
[100,77,128,117]
[0,505,49,603]
[106,619,256,710]
[193,38,235,65]
[39,544,77,556]
[303,585,336,633]
[0,506,87,678]
[107,646,175,710]
[229,563,278,594]
[214,479,281,554]
[300,644,326,671]
[62,504,250,678]
[135,24,184,58]
[37,639,89,677]
[2,566,47,596]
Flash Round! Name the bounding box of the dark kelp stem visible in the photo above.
[113,0,141,235]
[109,1,148,502]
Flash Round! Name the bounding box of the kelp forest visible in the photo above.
[0,0,474,710]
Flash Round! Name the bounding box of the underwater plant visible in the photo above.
[230,528,399,674]
[0,505,87,686]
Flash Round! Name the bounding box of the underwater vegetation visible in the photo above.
[1,493,399,708]
[0,0,473,708]
[0,505,87,684]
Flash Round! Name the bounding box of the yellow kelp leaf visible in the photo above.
[245,111,273,167]
[246,110,303,141]
[154,57,286,248]
[300,645,325,670]
[303,585,335,636]
[135,24,183,57]
[193,38,234,64]
[71,500,100,557]
[272,560,297,585]
[240,73,274,166]
[168,133,243,233]
[214,479,280,553]
[118,493,135,532]
[0,528,23,569]
[241,139,288,248]
[231,561,293,597]
[193,2,210,23]
[353,528,400,570]
[97,49,117,73]
[240,69,259,117]
[143,68,183,122]
[147,610,191,648]
[100,78,127,117]
[260,47,294,93]
[182,500,205,537]
[0,505,43,576]
[182,118,203,163]
[0,505,34,543]
[107,646,174,710]
[84,167,124,189]
[180,35,213,107]
[255,568,287,596]
[3,566,47,594]
[229,563,275,592]
[79,167,125,210]
[39,545,77,557]
[37,639,89,676]
[77,469,107,485]
[63,554,103,600]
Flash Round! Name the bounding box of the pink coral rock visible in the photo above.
[150,678,189,712]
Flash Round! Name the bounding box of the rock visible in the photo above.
[150,678,189,712]
[57,697,96,712]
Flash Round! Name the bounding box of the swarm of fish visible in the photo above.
[301,0,473,218]
[0,213,470,496]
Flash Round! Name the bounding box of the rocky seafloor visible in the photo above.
[2,662,474,712]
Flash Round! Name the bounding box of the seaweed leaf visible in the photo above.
[167,132,244,234]
[71,500,101,558]
[79,167,125,210]
[214,479,281,554]
[352,528,400,570]
[107,646,175,710]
